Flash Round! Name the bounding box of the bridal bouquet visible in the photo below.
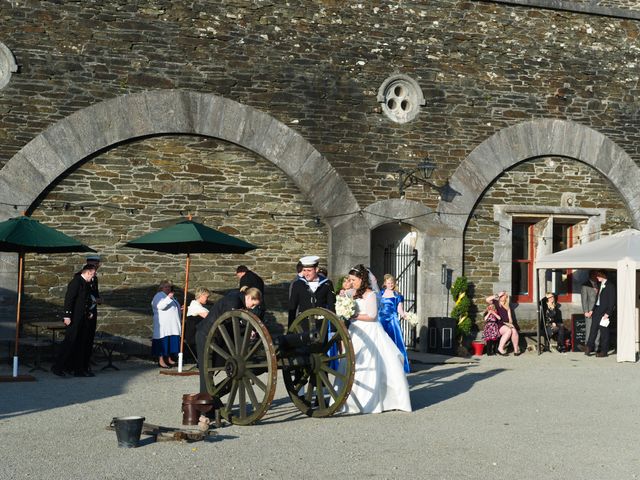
[335,295,356,320]
[404,312,419,326]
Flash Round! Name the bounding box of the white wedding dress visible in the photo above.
[339,291,412,414]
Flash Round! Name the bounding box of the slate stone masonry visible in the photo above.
[1,1,639,337]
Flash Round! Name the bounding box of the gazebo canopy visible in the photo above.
[535,229,640,363]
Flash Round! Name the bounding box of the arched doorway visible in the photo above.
[370,222,417,310]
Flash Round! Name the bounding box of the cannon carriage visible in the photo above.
[202,308,356,425]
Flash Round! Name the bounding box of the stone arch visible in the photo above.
[0,90,359,223]
[0,90,365,307]
[363,198,432,231]
[365,199,432,318]
[417,119,640,334]
[439,118,640,232]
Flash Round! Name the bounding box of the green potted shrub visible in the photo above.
[450,276,473,354]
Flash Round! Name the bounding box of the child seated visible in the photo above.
[483,304,501,355]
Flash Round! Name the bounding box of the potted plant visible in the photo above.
[450,276,473,355]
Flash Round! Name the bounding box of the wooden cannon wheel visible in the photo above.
[281,308,355,418]
[203,310,278,426]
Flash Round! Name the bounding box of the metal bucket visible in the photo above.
[112,416,145,448]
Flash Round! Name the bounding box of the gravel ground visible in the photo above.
[1,352,640,480]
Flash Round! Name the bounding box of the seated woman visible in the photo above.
[338,265,412,414]
[185,287,211,361]
[543,292,566,352]
[485,292,521,356]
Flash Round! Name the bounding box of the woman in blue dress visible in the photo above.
[378,274,410,373]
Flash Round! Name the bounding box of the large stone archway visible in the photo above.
[0,90,362,313]
[419,119,640,334]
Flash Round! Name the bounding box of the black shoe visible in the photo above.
[51,366,66,377]
[83,370,96,377]
[74,371,91,377]
[497,349,509,356]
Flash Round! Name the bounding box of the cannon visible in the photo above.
[202,307,355,425]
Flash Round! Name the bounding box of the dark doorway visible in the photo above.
[371,223,419,348]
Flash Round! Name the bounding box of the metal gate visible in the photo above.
[383,243,419,349]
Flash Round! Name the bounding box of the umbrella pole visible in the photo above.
[13,252,24,377]
[178,253,191,373]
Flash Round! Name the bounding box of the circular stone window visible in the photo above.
[0,42,18,90]
[377,74,425,124]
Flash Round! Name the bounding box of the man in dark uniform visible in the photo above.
[288,255,336,328]
[235,265,265,319]
[83,254,102,374]
[585,270,616,357]
[51,264,97,377]
[195,287,262,393]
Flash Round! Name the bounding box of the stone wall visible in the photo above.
[25,136,328,334]
[464,156,632,326]
[2,1,640,338]
[3,1,640,202]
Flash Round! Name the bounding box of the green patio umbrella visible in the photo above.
[0,215,95,380]
[124,217,258,372]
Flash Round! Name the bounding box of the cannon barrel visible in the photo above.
[274,330,321,349]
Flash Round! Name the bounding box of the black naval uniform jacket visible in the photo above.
[54,274,92,372]
[288,275,336,327]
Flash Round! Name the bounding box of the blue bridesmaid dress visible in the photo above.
[377,291,410,373]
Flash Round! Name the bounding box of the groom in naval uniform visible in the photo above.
[288,255,336,328]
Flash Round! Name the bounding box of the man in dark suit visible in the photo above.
[235,265,264,293]
[580,270,600,350]
[235,265,265,319]
[51,264,97,377]
[585,270,616,357]
[82,254,102,374]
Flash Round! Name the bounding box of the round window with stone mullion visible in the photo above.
[0,42,18,90]
[377,74,425,124]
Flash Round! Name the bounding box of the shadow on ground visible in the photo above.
[408,364,507,411]
[0,361,158,421]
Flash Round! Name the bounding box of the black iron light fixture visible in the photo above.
[397,159,459,202]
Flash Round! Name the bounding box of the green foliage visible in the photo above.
[451,294,471,320]
[450,276,472,339]
[451,276,468,302]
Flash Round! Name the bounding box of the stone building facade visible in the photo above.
[1,1,639,345]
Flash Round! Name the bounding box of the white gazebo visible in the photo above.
[535,229,640,362]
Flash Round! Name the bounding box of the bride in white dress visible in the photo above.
[339,265,412,414]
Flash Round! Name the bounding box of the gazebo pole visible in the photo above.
[13,252,24,377]
[536,268,541,356]
[177,252,191,373]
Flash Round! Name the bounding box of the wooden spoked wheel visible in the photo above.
[281,308,355,418]
[203,310,277,426]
